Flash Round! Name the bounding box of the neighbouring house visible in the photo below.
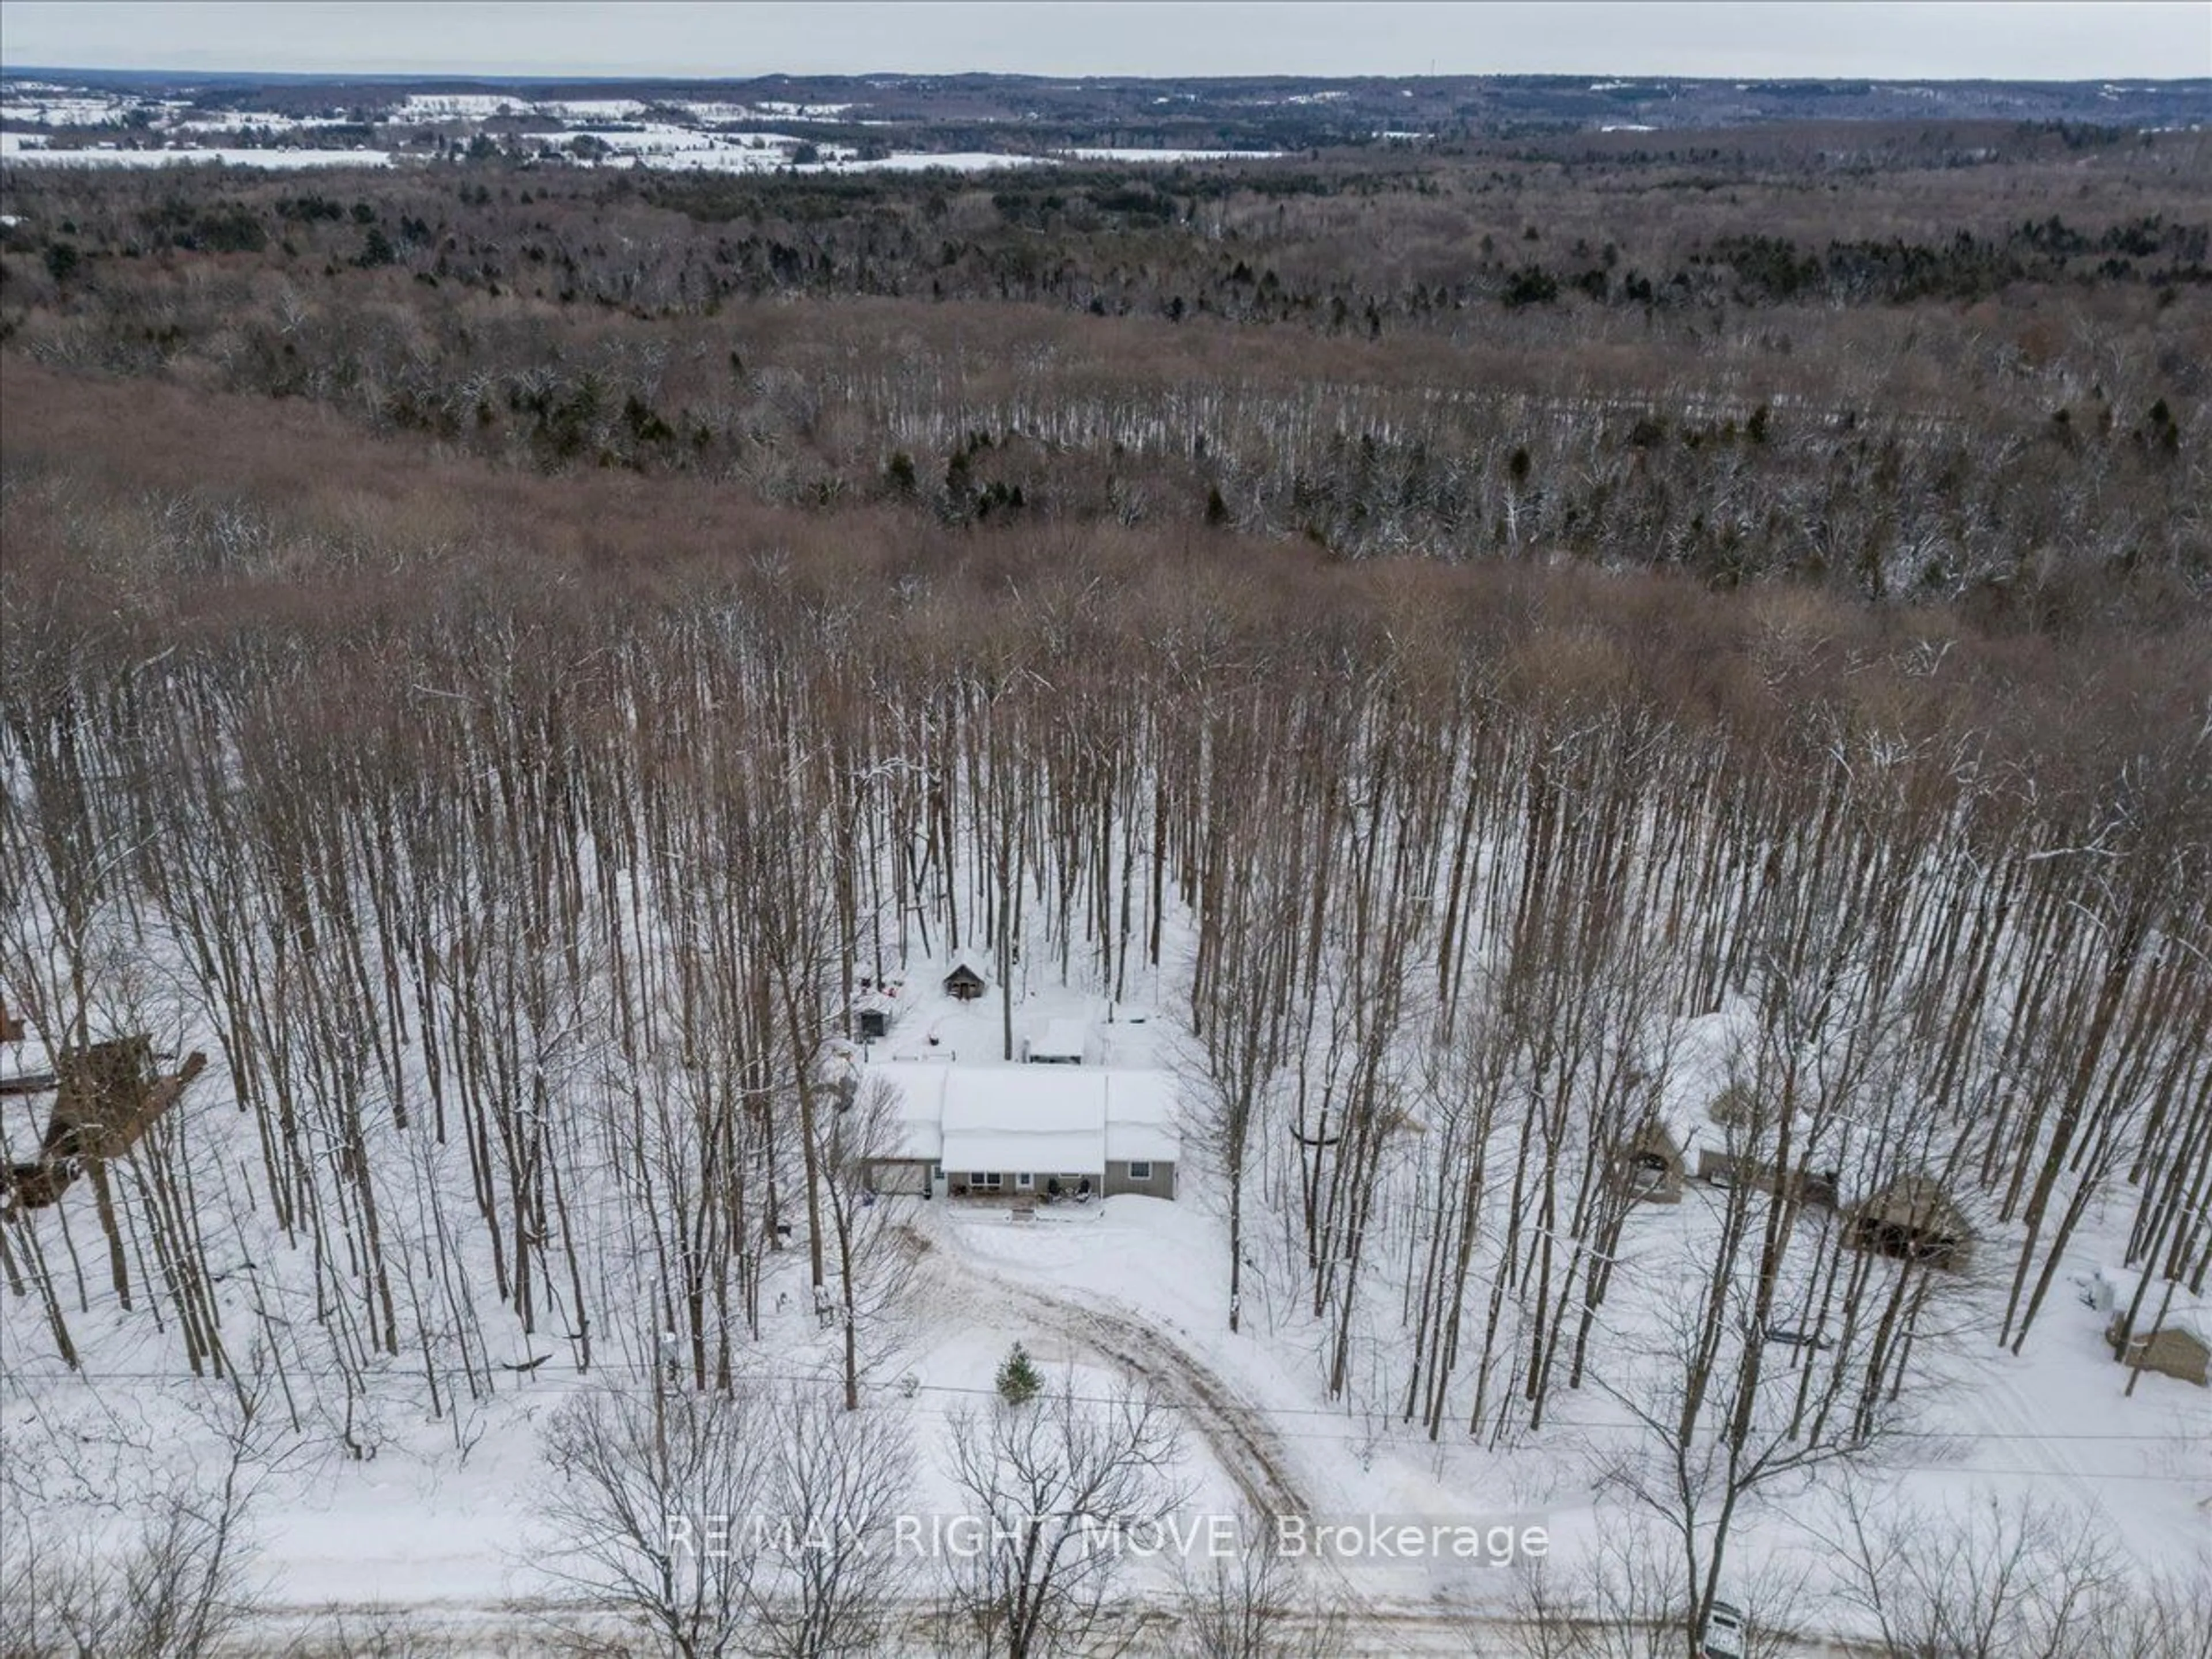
[1696,1142,1841,1209]
[855,995,892,1041]
[942,953,988,1002]
[1022,1018,1088,1066]
[3,1036,209,1213]
[862,1063,1178,1202]
[1844,1173,1970,1270]
[1617,1116,1687,1205]
[1692,1085,1841,1207]
[2092,1268,2210,1388]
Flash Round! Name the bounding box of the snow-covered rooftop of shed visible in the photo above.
[1029,1018,1088,1060]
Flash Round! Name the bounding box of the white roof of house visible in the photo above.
[1103,1071,1180,1162]
[866,1062,949,1160]
[942,1070,1101,1136]
[944,1127,1103,1174]
[868,1063,1180,1175]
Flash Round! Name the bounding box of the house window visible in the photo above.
[1127,1161,1152,1181]
[930,1164,942,1181]
[1017,1172,1034,1190]
[976,1172,1002,1190]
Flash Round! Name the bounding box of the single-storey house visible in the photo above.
[942,952,989,1002]
[862,1063,1178,1202]
[860,1063,948,1196]
[1844,1173,1971,1270]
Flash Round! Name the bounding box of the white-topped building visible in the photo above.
[862,1063,1178,1201]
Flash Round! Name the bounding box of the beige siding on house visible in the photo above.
[949,1169,1101,1199]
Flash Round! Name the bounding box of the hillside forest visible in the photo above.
[1,121,2208,1656]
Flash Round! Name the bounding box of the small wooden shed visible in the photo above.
[943,955,988,1002]
[1846,1173,1970,1270]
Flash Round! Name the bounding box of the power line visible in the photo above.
[6,1363,2207,1473]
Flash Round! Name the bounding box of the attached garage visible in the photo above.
[862,1073,944,1198]
[866,1157,934,1196]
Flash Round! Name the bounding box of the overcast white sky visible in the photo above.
[1,2,2206,81]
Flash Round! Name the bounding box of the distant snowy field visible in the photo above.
[0,142,392,169]
[1059,147,1288,162]
[0,80,1297,179]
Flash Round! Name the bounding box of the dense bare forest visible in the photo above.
[1,124,2208,1656]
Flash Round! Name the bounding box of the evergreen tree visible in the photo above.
[996,1342,1043,1408]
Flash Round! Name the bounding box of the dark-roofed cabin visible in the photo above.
[943,963,986,1002]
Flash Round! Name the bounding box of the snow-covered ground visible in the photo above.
[3,934,2205,1654]
[170,111,361,135]
[811,150,1053,175]
[0,145,392,169]
[0,95,137,126]
[0,78,1296,179]
[1058,147,1288,162]
[534,122,855,171]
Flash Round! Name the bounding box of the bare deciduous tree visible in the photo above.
[1167,1508,1346,1659]
[940,1376,1188,1659]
